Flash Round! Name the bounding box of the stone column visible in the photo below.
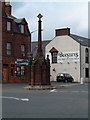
[37,13,43,52]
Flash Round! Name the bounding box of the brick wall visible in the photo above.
[5,5,11,15]
[2,13,30,83]
[55,28,70,36]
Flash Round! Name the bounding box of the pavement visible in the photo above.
[24,82,81,90]
[51,81,81,87]
[1,82,88,118]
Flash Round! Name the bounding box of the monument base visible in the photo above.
[24,85,55,90]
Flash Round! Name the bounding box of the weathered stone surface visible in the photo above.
[30,14,50,86]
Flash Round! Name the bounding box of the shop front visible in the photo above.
[14,59,29,83]
[2,58,29,83]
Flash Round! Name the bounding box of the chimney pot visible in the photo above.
[55,28,70,36]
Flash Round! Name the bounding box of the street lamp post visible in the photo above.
[28,30,37,84]
[78,39,83,83]
[28,53,31,84]
[80,40,81,83]
[28,34,31,84]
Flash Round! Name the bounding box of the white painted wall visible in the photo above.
[46,35,84,82]
[81,46,90,82]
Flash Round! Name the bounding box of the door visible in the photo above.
[10,65,15,83]
[3,67,8,83]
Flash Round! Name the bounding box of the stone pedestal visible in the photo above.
[31,57,50,86]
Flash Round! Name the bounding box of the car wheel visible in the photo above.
[57,80,59,82]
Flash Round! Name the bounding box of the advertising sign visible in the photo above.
[57,51,80,62]
[16,59,29,65]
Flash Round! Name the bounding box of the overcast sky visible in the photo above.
[10,2,88,41]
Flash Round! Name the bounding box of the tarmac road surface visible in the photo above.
[1,82,88,118]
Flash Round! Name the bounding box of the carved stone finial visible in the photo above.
[37,13,43,21]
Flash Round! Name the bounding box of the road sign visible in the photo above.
[16,59,29,65]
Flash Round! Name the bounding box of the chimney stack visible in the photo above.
[2,2,6,16]
[5,1,12,15]
[55,28,70,36]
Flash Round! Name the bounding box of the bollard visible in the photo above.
[83,79,84,84]
[80,77,84,84]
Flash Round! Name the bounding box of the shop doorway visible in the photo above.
[10,65,15,83]
[3,67,8,83]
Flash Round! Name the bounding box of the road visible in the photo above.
[1,82,88,118]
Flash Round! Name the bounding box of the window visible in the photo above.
[16,66,25,76]
[85,48,89,63]
[50,47,58,63]
[21,45,25,56]
[7,21,11,31]
[52,52,58,63]
[16,66,21,76]
[7,42,11,55]
[85,68,89,78]
[20,24,24,33]
[21,66,25,75]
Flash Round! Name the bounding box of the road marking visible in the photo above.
[21,98,29,101]
[50,89,57,92]
[50,90,88,93]
[0,96,29,102]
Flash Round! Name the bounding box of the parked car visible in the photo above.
[56,73,73,82]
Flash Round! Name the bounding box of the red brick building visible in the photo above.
[2,2,31,83]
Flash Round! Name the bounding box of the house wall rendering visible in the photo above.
[45,28,90,82]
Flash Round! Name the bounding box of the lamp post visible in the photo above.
[80,40,81,83]
[28,30,37,84]
[78,39,83,83]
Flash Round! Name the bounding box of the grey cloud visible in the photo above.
[11,2,88,41]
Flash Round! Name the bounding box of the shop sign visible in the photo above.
[57,51,80,62]
[16,59,29,65]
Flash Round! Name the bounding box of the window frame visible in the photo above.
[51,52,58,63]
[21,66,25,76]
[21,44,25,57]
[7,42,11,56]
[85,48,89,63]
[16,66,21,76]
[16,66,25,76]
[7,21,11,31]
[19,24,25,34]
[85,68,89,78]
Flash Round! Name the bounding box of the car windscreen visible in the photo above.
[65,74,72,78]
[57,74,64,77]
